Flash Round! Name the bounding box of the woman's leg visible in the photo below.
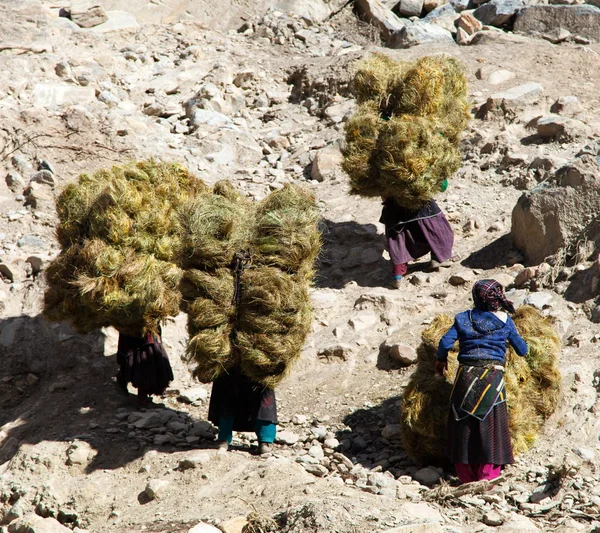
[218,415,235,445]
[477,464,502,481]
[455,463,477,483]
[255,420,276,443]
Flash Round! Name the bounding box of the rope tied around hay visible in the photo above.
[231,248,252,310]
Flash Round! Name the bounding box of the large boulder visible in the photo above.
[514,5,600,42]
[474,0,524,26]
[511,155,600,264]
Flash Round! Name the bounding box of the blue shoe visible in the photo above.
[391,275,402,289]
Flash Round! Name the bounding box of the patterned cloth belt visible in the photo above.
[450,364,507,422]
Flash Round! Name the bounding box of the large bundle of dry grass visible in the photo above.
[180,182,321,387]
[44,160,202,336]
[400,306,562,462]
[343,54,470,209]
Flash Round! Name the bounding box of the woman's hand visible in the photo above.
[435,360,448,376]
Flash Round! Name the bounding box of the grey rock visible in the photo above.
[413,466,442,486]
[474,0,524,26]
[90,10,139,33]
[449,271,475,286]
[30,170,56,187]
[178,387,209,404]
[188,523,222,533]
[354,0,408,44]
[481,82,544,119]
[145,479,169,500]
[189,109,232,128]
[308,445,325,459]
[178,452,213,470]
[514,5,600,42]
[389,344,418,365]
[536,115,589,142]
[573,446,595,461]
[71,4,109,28]
[303,463,328,477]
[5,171,25,191]
[275,430,299,445]
[292,414,308,424]
[390,21,455,48]
[424,3,458,19]
[382,424,402,440]
[17,235,46,249]
[483,510,506,526]
[324,437,340,449]
[398,0,425,17]
[318,343,353,360]
[450,0,470,11]
[311,146,342,181]
[7,514,71,533]
[550,96,583,116]
[55,61,73,79]
[311,426,328,440]
[523,292,553,309]
[97,90,119,107]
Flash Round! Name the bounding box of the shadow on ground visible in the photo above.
[316,219,438,289]
[461,234,515,270]
[0,315,217,473]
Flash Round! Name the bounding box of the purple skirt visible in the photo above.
[387,211,454,266]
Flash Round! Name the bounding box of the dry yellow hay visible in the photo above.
[343,54,470,209]
[400,306,562,462]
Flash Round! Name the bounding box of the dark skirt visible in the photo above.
[208,369,277,432]
[381,199,454,265]
[448,363,514,465]
[117,332,174,396]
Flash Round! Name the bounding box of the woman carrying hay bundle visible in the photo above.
[380,196,454,288]
[435,280,528,483]
[208,368,277,455]
[115,327,174,408]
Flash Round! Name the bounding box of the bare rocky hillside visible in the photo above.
[1,1,600,533]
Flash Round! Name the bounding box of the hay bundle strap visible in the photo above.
[231,249,252,322]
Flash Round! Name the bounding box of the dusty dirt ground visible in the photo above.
[2,1,600,532]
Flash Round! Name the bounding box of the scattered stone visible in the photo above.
[523,292,553,309]
[291,414,308,424]
[550,96,582,116]
[354,0,408,44]
[457,11,482,34]
[488,69,516,85]
[473,0,524,26]
[496,514,541,532]
[318,344,353,360]
[219,516,248,533]
[389,344,418,365]
[178,387,209,404]
[536,115,588,142]
[275,431,299,445]
[397,0,425,17]
[573,446,595,461]
[145,479,169,501]
[481,82,544,119]
[303,463,328,477]
[66,440,91,466]
[188,523,222,533]
[70,4,109,28]
[324,437,339,449]
[413,466,441,486]
[311,146,342,181]
[17,235,46,249]
[484,510,506,526]
[391,22,455,48]
[348,312,380,332]
[382,424,402,440]
[449,271,475,286]
[514,267,537,287]
[7,514,71,533]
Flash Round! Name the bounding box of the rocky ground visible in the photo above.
[1,1,600,532]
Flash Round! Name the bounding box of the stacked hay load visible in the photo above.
[178,181,253,382]
[180,183,321,388]
[44,160,203,336]
[342,54,470,209]
[400,306,562,462]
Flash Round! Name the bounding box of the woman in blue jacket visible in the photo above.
[436,280,528,483]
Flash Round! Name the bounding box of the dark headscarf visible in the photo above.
[472,279,515,314]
